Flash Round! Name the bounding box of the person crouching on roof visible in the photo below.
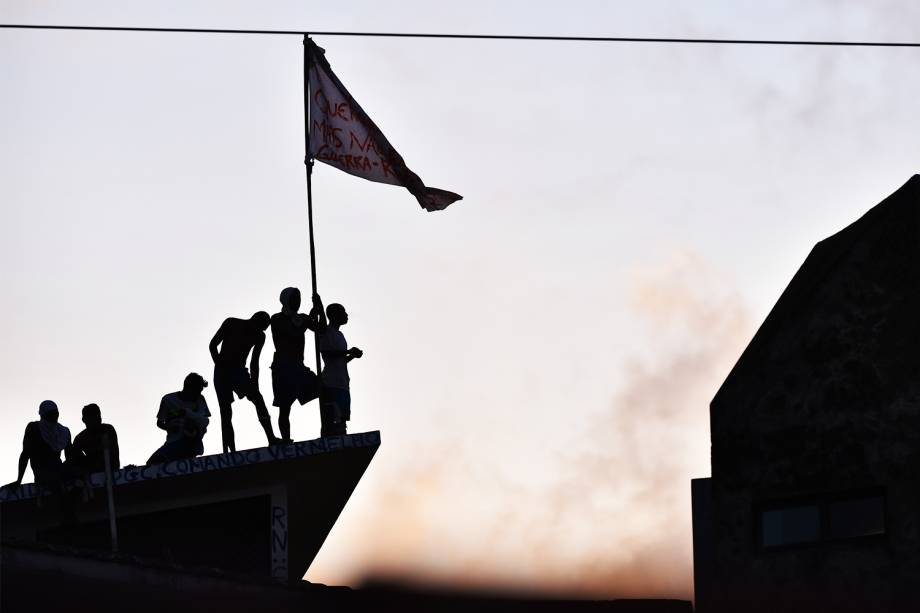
[147,373,211,465]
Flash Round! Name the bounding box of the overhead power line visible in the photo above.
[2,23,920,47]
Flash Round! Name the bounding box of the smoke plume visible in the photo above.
[310,249,752,600]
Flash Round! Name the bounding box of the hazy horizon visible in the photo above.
[4,1,920,600]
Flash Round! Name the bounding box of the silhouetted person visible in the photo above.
[210,311,278,451]
[4,400,73,490]
[319,302,362,437]
[147,373,210,465]
[71,403,119,474]
[270,287,323,443]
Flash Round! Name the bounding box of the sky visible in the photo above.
[3,0,920,601]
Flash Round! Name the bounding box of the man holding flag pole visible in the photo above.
[298,36,461,437]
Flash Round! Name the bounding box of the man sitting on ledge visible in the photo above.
[148,373,210,465]
[3,400,74,491]
[71,403,119,474]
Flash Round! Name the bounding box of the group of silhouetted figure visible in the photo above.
[3,288,362,491]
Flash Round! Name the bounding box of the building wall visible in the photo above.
[702,178,920,612]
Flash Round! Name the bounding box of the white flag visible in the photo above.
[307,40,462,212]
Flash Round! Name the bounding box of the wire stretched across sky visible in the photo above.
[3,22,920,47]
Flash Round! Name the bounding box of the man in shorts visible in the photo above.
[319,302,363,437]
[209,311,278,452]
[270,288,323,443]
[4,400,74,491]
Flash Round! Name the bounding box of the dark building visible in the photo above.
[2,431,693,612]
[0,542,693,613]
[693,176,920,612]
[1,432,380,604]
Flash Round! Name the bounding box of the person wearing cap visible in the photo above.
[71,403,120,475]
[147,373,211,465]
[4,400,73,489]
[319,302,363,436]
[209,311,279,452]
[270,287,324,443]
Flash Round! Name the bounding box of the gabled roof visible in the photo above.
[712,175,920,411]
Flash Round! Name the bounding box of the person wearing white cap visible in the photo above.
[4,400,72,489]
[318,302,362,437]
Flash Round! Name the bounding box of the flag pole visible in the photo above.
[304,36,323,389]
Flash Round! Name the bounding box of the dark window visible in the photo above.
[828,495,885,539]
[761,504,821,547]
[757,489,886,549]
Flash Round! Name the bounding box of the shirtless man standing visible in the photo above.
[209,311,278,451]
[270,288,323,443]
